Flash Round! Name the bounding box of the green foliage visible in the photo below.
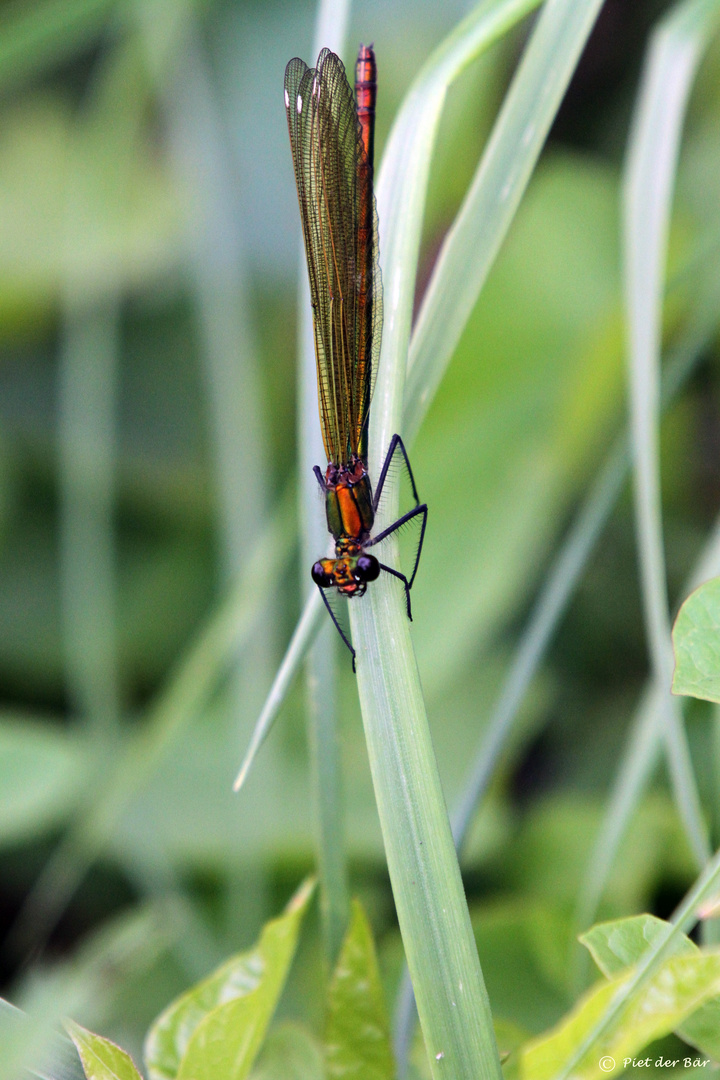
[325,900,394,1080]
[521,952,720,1080]
[67,891,396,1080]
[66,1021,143,1080]
[581,914,720,1059]
[672,578,720,703]
[143,878,314,1080]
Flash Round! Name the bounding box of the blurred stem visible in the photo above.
[623,0,720,870]
[142,3,267,571]
[298,0,352,970]
[454,295,719,858]
[138,0,276,948]
[58,296,122,746]
[576,449,720,978]
[57,32,137,749]
[451,438,626,848]
[304,623,347,965]
[574,684,663,988]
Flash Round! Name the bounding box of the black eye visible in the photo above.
[356,554,380,582]
[311,562,333,588]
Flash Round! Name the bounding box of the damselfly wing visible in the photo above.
[285,45,427,668]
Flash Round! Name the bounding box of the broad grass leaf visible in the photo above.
[325,900,394,1080]
[66,1021,143,1080]
[521,951,720,1079]
[672,578,720,702]
[144,878,314,1080]
[581,914,720,1060]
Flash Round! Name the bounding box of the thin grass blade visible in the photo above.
[577,500,720,947]
[623,0,720,869]
[58,294,121,744]
[404,0,607,444]
[372,0,542,469]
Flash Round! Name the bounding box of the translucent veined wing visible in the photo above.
[285,48,382,465]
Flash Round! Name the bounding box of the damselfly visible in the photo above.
[285,45,427,668]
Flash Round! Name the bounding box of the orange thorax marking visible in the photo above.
[336,484,362,538]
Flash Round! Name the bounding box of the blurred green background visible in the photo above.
[3,0,720,1066]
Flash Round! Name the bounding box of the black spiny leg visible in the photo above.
[369,433,428,599]
[316,585,357,672]
[368,502,428,592]
[373,433,421,511]
[376,561,415,620]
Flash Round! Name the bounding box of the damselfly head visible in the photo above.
[311,552,380,597]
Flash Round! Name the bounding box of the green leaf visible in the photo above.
[580,914,692,975]
[249,1023,324,1080]
[144,878,314,1080]
[672,577,720,702]
[521,951,720,1079]
[581,914,720,1060]
[66,1020,143,1080]
[325,899,394,1080]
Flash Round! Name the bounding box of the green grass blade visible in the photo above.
[623,0,720,869]
[350,591,501,1080]
[352,3,599,1075]
[233,590,323,793]
[404,0,606,444]
[372,0,542,465]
